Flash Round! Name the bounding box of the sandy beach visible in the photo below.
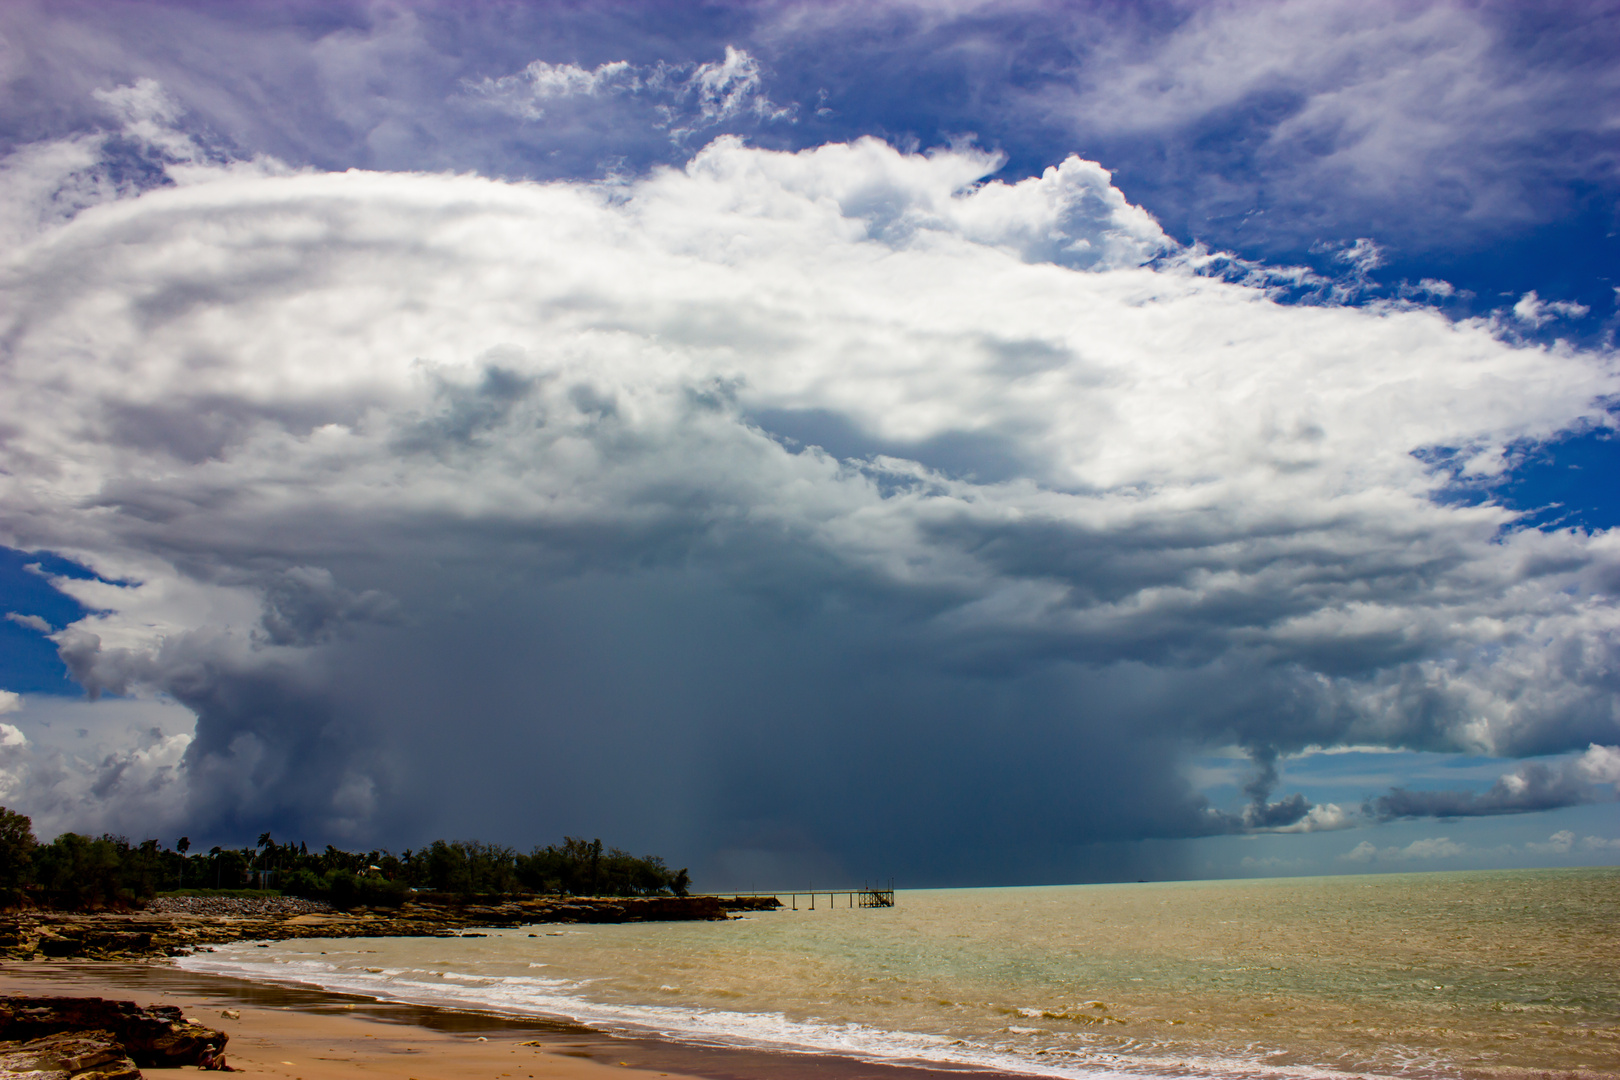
[0,960,686,1080]
[0,961,1020,1080]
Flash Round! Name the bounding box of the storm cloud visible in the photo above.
[1,75,1618,883]
[1367,745,1620,821]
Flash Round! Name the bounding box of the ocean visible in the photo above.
[178,867,1620,1079]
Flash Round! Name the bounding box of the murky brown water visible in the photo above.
[184,868,1620,1079]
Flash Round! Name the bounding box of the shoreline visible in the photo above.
[0,961,1030,1080]
[1,895,779,963]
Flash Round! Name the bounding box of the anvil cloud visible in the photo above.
[2,95,1618,880]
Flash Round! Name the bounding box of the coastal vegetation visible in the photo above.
[0,807,690,910]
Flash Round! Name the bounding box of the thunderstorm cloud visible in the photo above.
[2,97,1617,881]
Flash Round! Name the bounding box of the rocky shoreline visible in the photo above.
[0,893,782,963]
[0,994,230,1078]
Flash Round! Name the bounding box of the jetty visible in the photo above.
[702,884,896,910]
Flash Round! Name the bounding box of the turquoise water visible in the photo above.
[180,868,1620,1078]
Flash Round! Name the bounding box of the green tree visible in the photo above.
[33,833,132,909]
[0,807,36,906]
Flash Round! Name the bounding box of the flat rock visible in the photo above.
[0,1029,140,1080]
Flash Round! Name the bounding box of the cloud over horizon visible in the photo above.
[1,84,1617,884]
[1367,745,1620,821]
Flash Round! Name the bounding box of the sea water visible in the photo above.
[178,868,1620,1078]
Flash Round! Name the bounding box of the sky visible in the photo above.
[0,0,1618,889]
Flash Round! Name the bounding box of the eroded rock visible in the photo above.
[0,997,227,1069]
[0,1029,140,1080]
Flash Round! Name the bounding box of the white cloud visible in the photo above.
[654,46,791,133]
[0,695,194,837]
[1312,237,1383,275]
[1513,291,1591,328]
[0,74,287,250]
[1012,1,1620,249]
[1580,835,1620,853]
[0,692,20,716]
[1525,829,1575,854]
[1265,802,1356,833]
[1574,743,1620,787]
[2,108,1618,849]
[5,612,51,633]
[469,46,790,140]
[468,60,637,121]
[1340,840,1378,863]
[91,78,200,165]
[1344,835,1480,862]
[1344,831,1596,864]
[1400,836,1467,860]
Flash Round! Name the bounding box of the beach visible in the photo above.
[0,961,1024,1080]
[0,960,660,1080]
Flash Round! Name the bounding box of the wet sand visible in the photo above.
[0,962,1019,1080]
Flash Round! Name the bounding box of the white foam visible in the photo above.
[177,946,1379,1080]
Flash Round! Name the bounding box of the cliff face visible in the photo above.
[0,893,778,961]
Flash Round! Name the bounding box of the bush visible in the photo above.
[281,867,407,910]
[326,869,407,909]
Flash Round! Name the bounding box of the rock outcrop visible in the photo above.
[0,893,779,961]
[0,996,229,1077]
[0,1029,139,1080]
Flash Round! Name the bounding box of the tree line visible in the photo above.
[0,807,691,911]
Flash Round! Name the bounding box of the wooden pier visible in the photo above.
[785,887,895,910]
[701,884,896,911]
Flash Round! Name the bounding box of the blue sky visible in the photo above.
[0,0,1617,887]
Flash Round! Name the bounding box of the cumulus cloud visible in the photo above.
[1194,749,1354,834]
[1525,829,1575,854]
[1341,835,1474,863]
[1340,840,1378,863]
[3,97,1620,876]
[1400,836,1468,860]
[0,695,194,838]
[1344,828,1611,866]
[1366,746,1620,821]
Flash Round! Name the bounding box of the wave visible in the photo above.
[177,946,1387,1080]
